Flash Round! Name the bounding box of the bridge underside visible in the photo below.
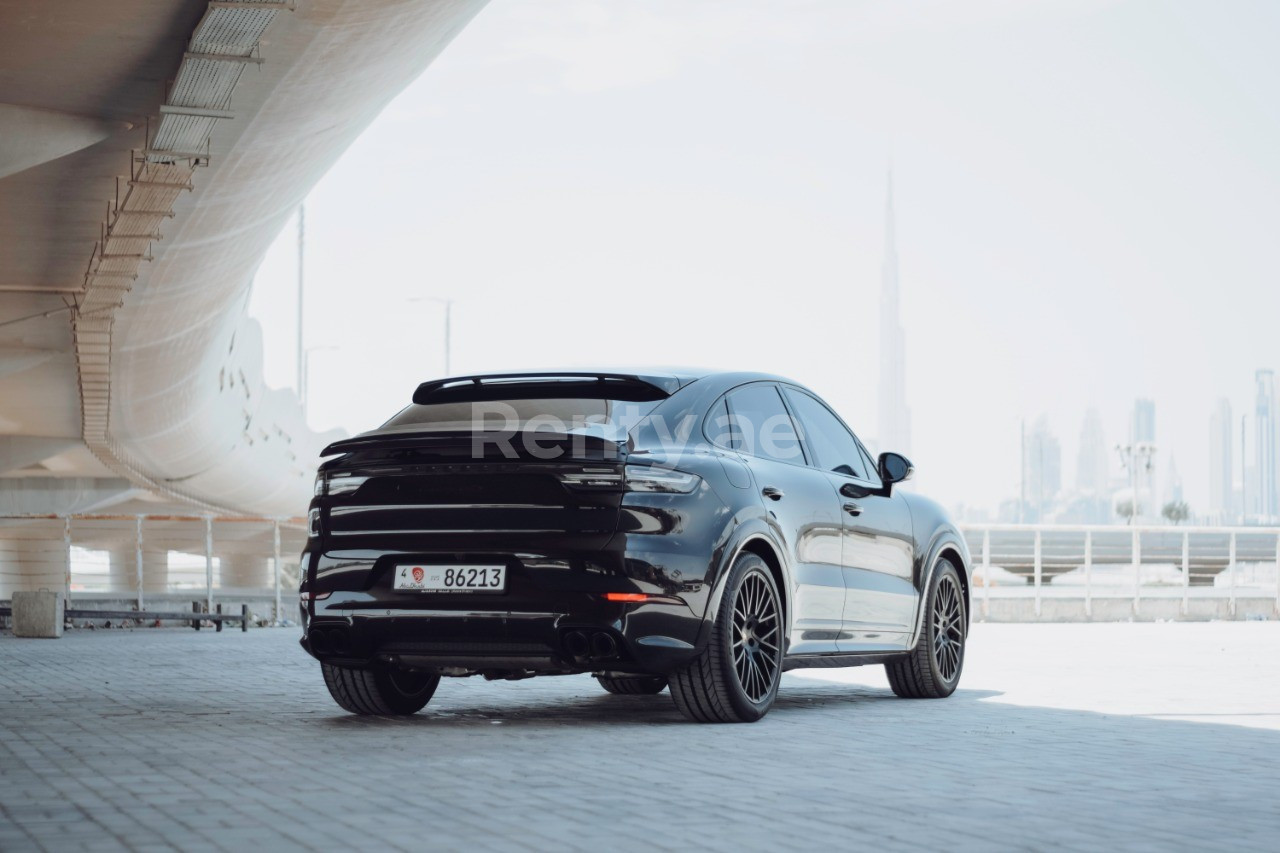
[0,0,487,528]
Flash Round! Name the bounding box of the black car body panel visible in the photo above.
[300,369,970,682]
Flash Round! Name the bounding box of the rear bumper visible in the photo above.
[301,588,704,675]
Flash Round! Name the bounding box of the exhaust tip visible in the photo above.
[590,631,618,660]
[328,627,351,656]
[309,628,331,654]
[563,630,589,659]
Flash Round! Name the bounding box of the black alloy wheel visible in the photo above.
[885,558,966,699]
[731,569,782,702]
[670,552,783,722]
[931,571,964,682]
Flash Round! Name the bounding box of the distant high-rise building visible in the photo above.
[876,171,911,456]
[1075,408,1108,495]
[1256,369,1277,521]
[1163,455,1183,506]
[1208,397,1234,521]
[1022,415,1061,522]
[1131,398,1156,444]
[1129,398,1158,518]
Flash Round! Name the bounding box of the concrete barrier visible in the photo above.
[12,590,63,638]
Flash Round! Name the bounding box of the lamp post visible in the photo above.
[408,296,453,376]
[296,204,305,399]
[1115,442,1157,525]
[302,344,338,424]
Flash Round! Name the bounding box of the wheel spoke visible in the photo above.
[729,569,783,702]
[750,657,767,699]
[930,575,965,681]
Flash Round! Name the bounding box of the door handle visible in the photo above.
[762,486,784,501]
[843,502,863,516]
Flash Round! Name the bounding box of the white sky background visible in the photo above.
[248,0,1280,515]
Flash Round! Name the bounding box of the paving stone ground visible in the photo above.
[1,622,1278,852]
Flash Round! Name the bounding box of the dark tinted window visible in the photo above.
[705,397,737,449]
[381,398,660,441]
[727,384,803,464]
[782,388,870,480]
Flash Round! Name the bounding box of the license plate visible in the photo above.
[393,564,506,593]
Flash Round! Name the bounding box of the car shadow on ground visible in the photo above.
[310,682,1026,729]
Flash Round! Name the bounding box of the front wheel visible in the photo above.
[669,552,783,723]
[595,674,668,695]
[321,662,440,715]
[885,558,966,698]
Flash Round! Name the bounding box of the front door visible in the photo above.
[726,383,844,655]
[779,387,917,651]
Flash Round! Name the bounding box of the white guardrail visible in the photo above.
[959,523,1280,619]
[2,516,1277,624]
[0,514,307,624]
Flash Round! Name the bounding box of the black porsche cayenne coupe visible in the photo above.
[300,369,971,723]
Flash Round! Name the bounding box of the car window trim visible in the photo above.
[722,382,813,468]
[702,395,737,451]
[778,383,881,487]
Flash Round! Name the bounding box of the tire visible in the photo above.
[885,558,966,699]
[321,662,440,715]
[669,552,783,723]
[595,674,668,695]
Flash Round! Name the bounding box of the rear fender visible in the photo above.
[693,517,793,653]
[906,526,971,649]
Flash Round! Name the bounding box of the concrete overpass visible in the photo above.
[0,0,487,596]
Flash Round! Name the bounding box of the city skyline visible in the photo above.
[999,371,1279,525]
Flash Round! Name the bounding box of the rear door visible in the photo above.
[725,383,844,655]
[780,386,916,650]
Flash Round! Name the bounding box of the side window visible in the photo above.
[704,397,738,449]
[781,388,870,480]
[726,384,804,464]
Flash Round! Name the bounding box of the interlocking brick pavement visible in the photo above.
[1,623,1278,851]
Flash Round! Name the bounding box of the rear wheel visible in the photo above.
[670,552,782,723]
[885,559,966,699]
[321,662,440,715]
[594,674,668,695]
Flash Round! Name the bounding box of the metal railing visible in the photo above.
[959,523,1280,618]
[0,513,307,624]
[5,515,1277,625]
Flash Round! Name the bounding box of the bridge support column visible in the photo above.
[107,546,169,597]
[220,554,270,591]
[0,532,69,599]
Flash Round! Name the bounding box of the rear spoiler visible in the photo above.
[321,430,626,459]
[411,372,682,405]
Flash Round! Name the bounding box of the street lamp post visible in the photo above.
[408,296,453,376]
[1115,442,1157,525]
[296,204,305,400]
[302,344,338,424]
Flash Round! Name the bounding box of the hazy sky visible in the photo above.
[248,0,1280,514]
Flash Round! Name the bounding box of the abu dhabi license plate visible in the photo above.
[393,564,506,593]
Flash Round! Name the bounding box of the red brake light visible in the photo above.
[604,592,649,603]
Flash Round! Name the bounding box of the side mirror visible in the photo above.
[877,452,914,490]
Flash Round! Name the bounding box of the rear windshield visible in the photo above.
[379,398,663,441]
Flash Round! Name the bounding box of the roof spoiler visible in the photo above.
[320,430,625,458]
[411,372,681,405]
